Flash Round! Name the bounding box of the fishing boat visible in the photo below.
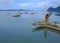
[32,21,60,30]
[30,13,35,15]
[12,14,21,17]
[55,14,60,16]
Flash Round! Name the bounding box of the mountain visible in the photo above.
[47,6,60,13]
[0,9,31,11]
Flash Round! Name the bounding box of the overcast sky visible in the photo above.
[0,0,60,10]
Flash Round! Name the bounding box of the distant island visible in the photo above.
[47,6,60,13]
[0,9,31,11]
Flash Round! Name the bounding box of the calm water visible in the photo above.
[0,11,60,43]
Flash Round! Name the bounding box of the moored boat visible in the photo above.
[55,14,60,16]
[12,14,21,17]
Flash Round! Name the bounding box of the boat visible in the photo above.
[12,14,21,17]
[30,13,35,15]
[24,12,28,14]
[32,21,60,31]
[55,14,60,16]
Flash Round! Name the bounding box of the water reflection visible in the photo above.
[44,30,48,39]
[32,27,60,39]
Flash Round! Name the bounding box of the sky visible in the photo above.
[0,0,60,10]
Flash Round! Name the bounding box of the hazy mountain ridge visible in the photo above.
[0,9,31,11]
[47,6,60,13]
